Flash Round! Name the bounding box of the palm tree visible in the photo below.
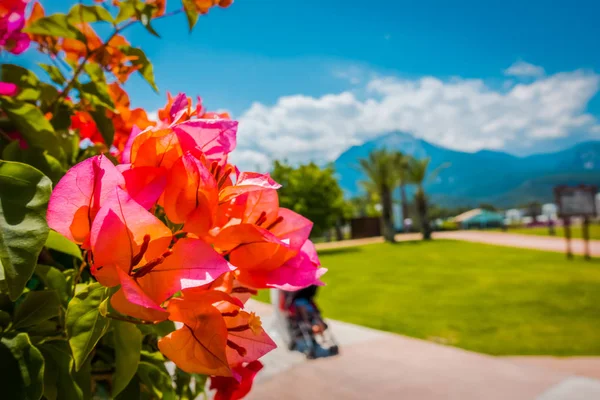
[396,153,410,232]
[406,157,449,240]
[358,149,404,243]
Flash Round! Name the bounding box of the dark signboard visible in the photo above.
[554,185,597,218]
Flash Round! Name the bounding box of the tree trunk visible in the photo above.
[381,185,395,243]
[399,182,409,232]
[335,218,344,241]
[416,187,431,240]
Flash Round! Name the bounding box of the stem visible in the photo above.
[56,21,134,104]
[72,256,87,296]
[52,8,184,109]
[0,128,12,143]
[105,313,156,325]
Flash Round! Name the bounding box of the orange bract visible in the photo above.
[26,2,59,54]
[107,83,154,153]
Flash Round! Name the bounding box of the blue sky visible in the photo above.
[18,0,600,169]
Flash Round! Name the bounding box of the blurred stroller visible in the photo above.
[271,286,339,359]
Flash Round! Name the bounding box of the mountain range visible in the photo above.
[334,132,600,208]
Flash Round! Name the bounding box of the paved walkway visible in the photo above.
[243,300,600,400]
[315,231,600,257]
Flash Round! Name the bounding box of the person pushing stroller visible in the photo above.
[272,285,339,359]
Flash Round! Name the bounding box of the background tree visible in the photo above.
[407,157,448,240]
[479,203,498,211]
[396,152,411,231]
[271,160,348,239]
[357,149,404,243]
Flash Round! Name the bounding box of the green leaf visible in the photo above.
[84,63,105,83]
[115,0,138,23]
[115,375,141,400]
[119,46,158,92]
[66,282,110,371]
[23,14,86,42]
[39,83,60,111]
[153,320,176,337]
[2,141,65,185]
[72,351,91,400]
[89,107,115,146]
[0,161,52,301]
[50,104,73,132]
[39,341,83,400]
[181,0,199,31]
[35,265,69,306]
[135,5,160,38]
[45,230,82,261]
[0,97,62,158]
[0,64,41,102]
[112,321,142,397]
[0,310,11,329]
[79,81,115,110]
[67,4,114,24]
[0,333,45,400]
[13,290,61,330]
[55,130,79,166]
[137,362,176,400]
[38,63,66,86]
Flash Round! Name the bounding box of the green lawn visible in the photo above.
[496,224,600,240]
[256,240,600,356]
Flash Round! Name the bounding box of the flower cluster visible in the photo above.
[47,93,327,379]
[0,0,30,55]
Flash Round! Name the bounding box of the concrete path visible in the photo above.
[433,230,600,257]
[244,300,600,400]
[315,231,600,257]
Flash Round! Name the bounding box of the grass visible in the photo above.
[256,240,600,356]
[496,224,600,240]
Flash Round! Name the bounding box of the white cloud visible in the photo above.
[331,66,363,85]
[504,61,545,77]
[233,67,600,171]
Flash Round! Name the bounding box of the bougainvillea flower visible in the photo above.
[210,361,263,400]
[136,237,232,308]
[159,289,274,376]
[191,0,234,14]
[70,111,104,144]
[122,166,168,209]
[0,5,30,54]
[89,186,172,287]
[213,206,313,274]
[110,237,231,322]
[182,169,281,239]
[218,172,281,203]
[0,81,17,96]
[222,309,276,366]
[235,239,327,291]
[47,155,124,246]
[107,83,154,154]
[129,129,183,170]
[89,186,231,320]
[158,291,242,376]
[173,119,238,166]
[0,0,28,16]
[121,125,142,164]
[163,152,218,225]
[6,131,27,149]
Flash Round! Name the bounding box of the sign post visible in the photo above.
[554,185,597,260]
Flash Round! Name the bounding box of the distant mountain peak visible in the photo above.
[334,132,600,207]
